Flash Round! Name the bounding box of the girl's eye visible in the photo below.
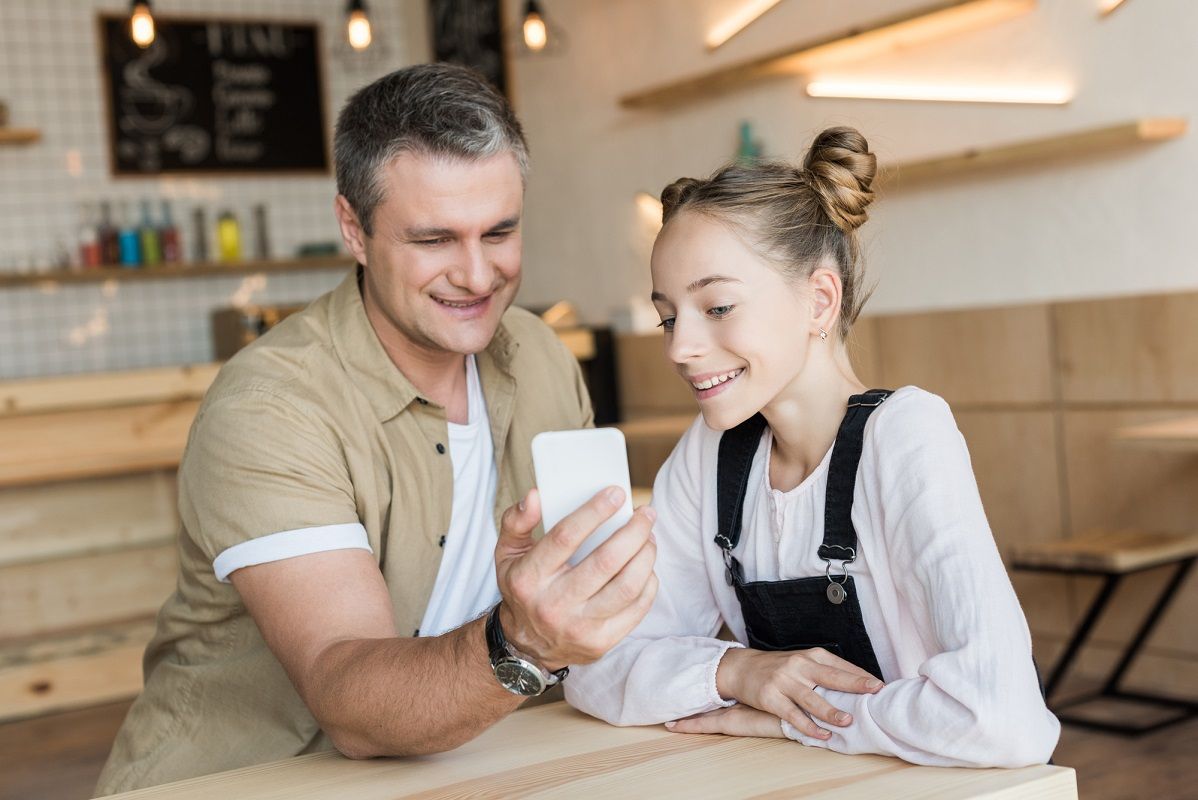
[657,318,676,332]
[709,305,734,318]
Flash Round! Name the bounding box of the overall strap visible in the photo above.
[819,389,893,561]
[715,413,767,552]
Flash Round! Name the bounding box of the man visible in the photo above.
[96,64,658,795]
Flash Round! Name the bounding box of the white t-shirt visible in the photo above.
[419,355,502,637]
[213,355,501,638]
[565,386,1060,768]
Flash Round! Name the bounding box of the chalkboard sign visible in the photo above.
[99,15,329,175]
[429,0,508,97]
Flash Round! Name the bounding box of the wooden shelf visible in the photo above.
[883,117,1188,186]
[0,255,355,289]
[0,128,40,145]
[619,0,1034,110]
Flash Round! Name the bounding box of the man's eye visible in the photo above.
[657,318,676,332]
[485,230,513,241]
[416,238,450,246]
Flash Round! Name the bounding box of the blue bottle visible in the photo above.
[118,201,142,268]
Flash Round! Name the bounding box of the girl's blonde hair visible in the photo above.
[660,126,877,338]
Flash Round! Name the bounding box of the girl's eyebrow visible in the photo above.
[652,275,742,302]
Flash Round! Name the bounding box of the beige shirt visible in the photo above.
[96,269,593,795]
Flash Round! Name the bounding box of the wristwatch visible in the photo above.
[486,603,569,697]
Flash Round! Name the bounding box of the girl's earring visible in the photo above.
[818,328,828,341]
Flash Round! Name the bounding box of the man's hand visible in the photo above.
[716,647,884,739]
[665,705,785,738]
[494,486,658,670]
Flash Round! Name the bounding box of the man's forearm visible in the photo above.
[304,615,525,758]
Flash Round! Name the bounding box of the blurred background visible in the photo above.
[1,1,1195,798]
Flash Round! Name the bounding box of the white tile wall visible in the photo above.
[0,0,428,379]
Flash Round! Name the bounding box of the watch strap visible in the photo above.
[486,604,569,686]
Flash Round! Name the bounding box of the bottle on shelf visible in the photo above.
[192,207,209,263]
[160,200,181,263]
[78,201,102,269]
[117,201,142,268]
[253,204,270,260]
[99,200,120,266]
[217,209,242,263]
[139,199,162,267]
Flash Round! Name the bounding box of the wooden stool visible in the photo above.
[1013,529,1198,735]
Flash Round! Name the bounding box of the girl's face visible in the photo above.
[651,211,816,431]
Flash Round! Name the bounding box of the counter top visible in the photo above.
[107,701,1076,799]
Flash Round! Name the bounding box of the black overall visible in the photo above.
[716,390,892,682]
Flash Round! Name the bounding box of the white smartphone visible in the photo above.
[531,427,634,566]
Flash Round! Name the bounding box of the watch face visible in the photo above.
[495,658,545,696]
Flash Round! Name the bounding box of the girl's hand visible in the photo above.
[716,647,883,740]
[665,705,785,738]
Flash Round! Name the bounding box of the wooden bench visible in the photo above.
[1013,529,1198,735]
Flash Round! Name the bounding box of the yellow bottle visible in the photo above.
[217,210,242,263]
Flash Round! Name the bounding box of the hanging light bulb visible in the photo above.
[346,0,373,52]
[129,0,155,49]
[522,1,548,52]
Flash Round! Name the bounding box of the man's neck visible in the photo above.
[360,284,472,423]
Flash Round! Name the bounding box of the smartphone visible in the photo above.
[531,428,635,566]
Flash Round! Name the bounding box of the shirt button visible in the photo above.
[413,628,420,637]
[435,443,446,454]
[416,397,428,405]
[438,535,446,547]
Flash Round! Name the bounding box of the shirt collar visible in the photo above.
[328,267,519,423]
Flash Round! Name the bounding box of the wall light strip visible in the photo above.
[1099,0,1127,16]
[621,0,1036,109]
[705,0,785,50]
[806,79,1073,105]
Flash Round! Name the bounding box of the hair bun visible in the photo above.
[660,177,703,223]
[802,126,876,232]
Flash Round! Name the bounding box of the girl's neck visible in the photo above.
[762,345,866,493]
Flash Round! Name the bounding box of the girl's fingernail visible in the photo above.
[867,679,883,690]
[518,500,526,512]
[664,721,676,728]
[642,506,657,522]
[606,486,624,505]
[837,712,851,724]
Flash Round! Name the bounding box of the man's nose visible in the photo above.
[450,242,495,294]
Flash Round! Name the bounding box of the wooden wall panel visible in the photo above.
[0,545,177,639]
[873,304,1055,406]
[955,410,1071,636]
[1061,408,1198,656]
[0,471,177,567]
[1055,291,1198,404]
[615,332,696,419]
[847,315,883,389]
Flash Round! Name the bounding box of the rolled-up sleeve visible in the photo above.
[178,389,369,582]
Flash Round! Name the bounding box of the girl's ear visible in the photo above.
[808,267,843,335]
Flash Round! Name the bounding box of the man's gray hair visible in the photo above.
[334,63,529,236]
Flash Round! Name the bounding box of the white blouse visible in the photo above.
[565,387,1060,768]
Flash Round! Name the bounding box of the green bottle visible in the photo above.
[139,199,162,267]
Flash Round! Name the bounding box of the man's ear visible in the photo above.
[334,195,368,264]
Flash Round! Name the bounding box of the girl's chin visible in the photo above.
[699,405,761,433]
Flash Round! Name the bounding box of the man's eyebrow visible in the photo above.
[486,217,520,233]
[651,275,742,303]
[403,226,456,240]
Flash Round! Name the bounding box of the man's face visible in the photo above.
[345,151,525,360]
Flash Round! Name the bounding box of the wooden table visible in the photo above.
[107,702,1076,799]
[1115,415,1198,452]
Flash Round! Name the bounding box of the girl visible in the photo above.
[564,127,1059,768]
